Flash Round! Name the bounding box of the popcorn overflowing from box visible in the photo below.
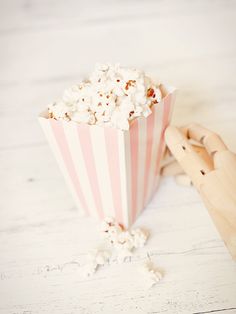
[39,63,176,227]
[48,63,162,130]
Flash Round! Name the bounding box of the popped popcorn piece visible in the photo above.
[130,228,149,248]
[81,249,111,277]
[48,100,72,121]
[139,260,163,288]
[100,216,117,231]
[100,217,149,262]
[47,63,163,130]
[100,216,123,241]
[114,231,134,251]
[82,218,151,277]
[70,110,94,124]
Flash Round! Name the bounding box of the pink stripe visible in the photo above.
[153,94,172,186]
[50,120,89,214]
[77,125,104,220]
[129,120,139,223]
[104,128,123,224]
[142,108,155,207]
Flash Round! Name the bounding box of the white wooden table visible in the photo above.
[1,1,236,313]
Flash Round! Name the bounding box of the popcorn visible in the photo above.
[130,228,149,248]
[63,84,81,103]
[100,217,149,262]
[139,260,163,288]
[81,249,111,277]
[81,217,164,287]
[83,217,150,275]
[48,101,72,121]
[70,111,93,124]
[48,63,163,130]
[100,216,123,241]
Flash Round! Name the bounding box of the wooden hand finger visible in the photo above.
[183,123,227,157]
[161,160,184,176]
[165,126,213,190]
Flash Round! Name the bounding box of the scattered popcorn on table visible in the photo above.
[100,217,149,261]
[139,260,163,288]
[81,217,161,285]
[81,249,111,277]
[48,63,163,130]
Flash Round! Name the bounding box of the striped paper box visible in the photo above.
[39,85,176,227]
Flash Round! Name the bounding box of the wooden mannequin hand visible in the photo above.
[163,124,236,260]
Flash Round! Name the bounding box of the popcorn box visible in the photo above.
[39,85,176,227]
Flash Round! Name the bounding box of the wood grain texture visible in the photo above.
[0,0,236,313]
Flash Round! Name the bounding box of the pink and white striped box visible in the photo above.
[39,85,176,227]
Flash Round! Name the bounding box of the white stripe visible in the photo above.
[146,101,165,204]
[90,126,115,219]
[62,121,98,219]
[136,117,147,218]
[38,118,84,215]
[152,93,174,191]
[118,131,132,228]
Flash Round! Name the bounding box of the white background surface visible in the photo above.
[0,1,236,313]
